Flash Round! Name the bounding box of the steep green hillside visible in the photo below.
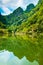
[0,3,35,28]
[12,0,43,37]
[7,4,35,31]
[0,13,7,28]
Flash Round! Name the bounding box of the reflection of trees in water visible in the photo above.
[0,35,43,65]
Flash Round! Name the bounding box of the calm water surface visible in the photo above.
[0,35,43,65]
[0,50,39,65]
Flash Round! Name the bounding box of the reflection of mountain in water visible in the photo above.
[0,35,43,65]
[0,50,39,65]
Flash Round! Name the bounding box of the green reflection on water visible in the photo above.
[0,35,43,65]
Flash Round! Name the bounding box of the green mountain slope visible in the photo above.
[0,13,7,28]
[7,4,35,31]
[12,0,43,37]
[0,3,35,28]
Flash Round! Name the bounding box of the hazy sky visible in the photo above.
[0,0,39,15]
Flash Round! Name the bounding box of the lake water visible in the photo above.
[0,35,43,65]
[0,50,39,65]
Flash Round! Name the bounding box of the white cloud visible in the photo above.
[0,0,39,15]
[1,6,12,15]
[16,0,23,7]
[1,0,10,4]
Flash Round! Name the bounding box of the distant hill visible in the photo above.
[13,7,24,16]
[26,4,35,12]
[0,3,35,28]
[0,13,7,28]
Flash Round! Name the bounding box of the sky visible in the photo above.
[0,0,39,15]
